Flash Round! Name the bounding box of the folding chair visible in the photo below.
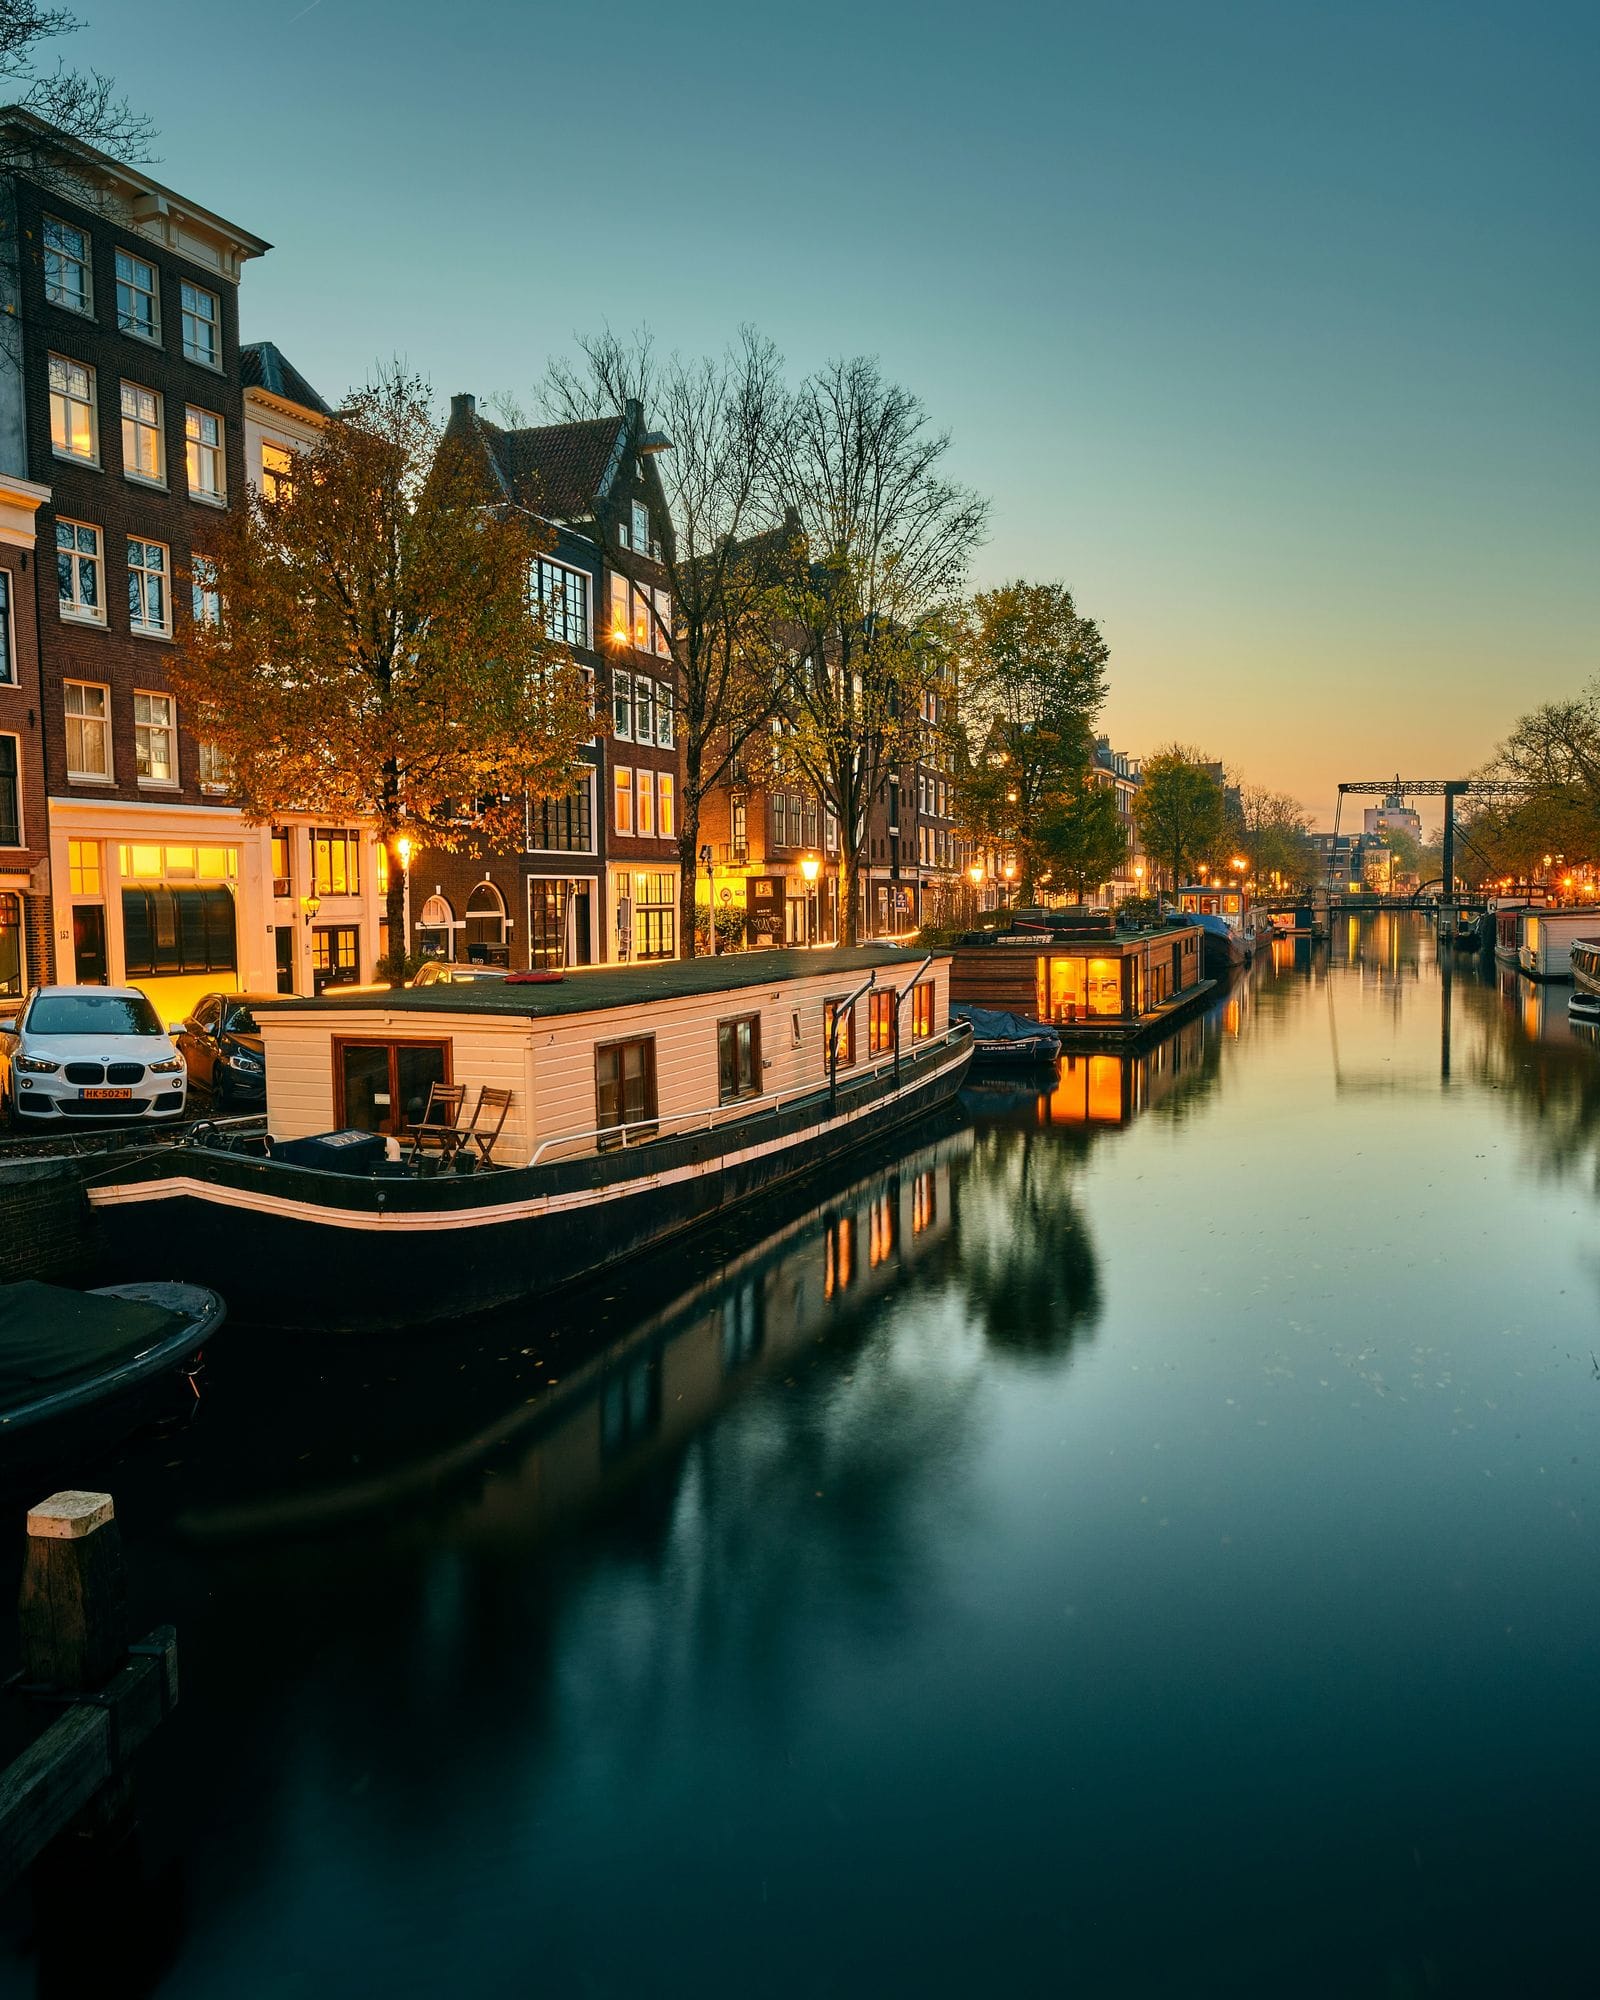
[463,1085,514,1166]
[404,1081,466,1167]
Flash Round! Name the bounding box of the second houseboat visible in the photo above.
[947,910,1212,1049]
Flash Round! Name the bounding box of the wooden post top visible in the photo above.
[25,1493,115,1541]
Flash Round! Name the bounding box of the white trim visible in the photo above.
[0,728,23,849]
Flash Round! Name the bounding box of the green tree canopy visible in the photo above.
[1132,747,1226,893]
[1035,773,1128,903]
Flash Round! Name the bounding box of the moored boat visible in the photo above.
[1518,909,1598,982]
[947,909,1212,1047]
[950,1004,1061,1066]
[1568,938,1600,1021]
[85,946,973,1331]
[1174,883,1268,973]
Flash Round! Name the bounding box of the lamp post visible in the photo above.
[393,833,413,969]
[300,891,321,994]
[800,851,820,944]
[1002,860,1016,909]
[699,843,716,954]
[968,860,985,923]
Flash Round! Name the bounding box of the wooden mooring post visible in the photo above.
[0,1491,178,1895]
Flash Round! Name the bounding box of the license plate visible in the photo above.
[80,1087,133,1101]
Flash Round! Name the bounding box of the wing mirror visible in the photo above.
[166,1022,184,1037]
[0,1017,15,1034]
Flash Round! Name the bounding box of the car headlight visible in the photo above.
[14,1053,60,1074]
[147,1056,184,1075]
[227,1049,263,1071]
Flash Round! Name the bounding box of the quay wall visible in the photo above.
[0,1156,113,1284]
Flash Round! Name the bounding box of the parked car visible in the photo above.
[0,986,187,1128]
[408,962,511,988]
[175,992,276,1110]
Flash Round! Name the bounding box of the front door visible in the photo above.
[73,905,108,985]
[275,926,295,994]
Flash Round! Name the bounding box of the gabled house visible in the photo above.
[409,394,681,968]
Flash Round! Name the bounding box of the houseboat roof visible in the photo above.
[258,946,941,1021]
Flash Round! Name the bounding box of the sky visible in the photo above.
[78,0,1597,826]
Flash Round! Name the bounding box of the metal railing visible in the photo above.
[527,1021,971,1167]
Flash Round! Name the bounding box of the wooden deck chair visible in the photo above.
[404,1081,466,1166]
[464,1085,514,1166]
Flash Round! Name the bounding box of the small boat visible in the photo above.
[950,1005,1061,1066]
[1568,938,1600,1022]
[1173,885,1268,973]
[0,1279,224,1472]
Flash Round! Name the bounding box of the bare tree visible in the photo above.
[544,328,787,955]
[770,356,987,944]
[1,2,156,188]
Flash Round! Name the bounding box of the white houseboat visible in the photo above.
[1517,909,1598,982]
[87,946,972,1329]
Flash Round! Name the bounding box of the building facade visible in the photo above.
[1090,735,1145,903]
[0,469,53,1000]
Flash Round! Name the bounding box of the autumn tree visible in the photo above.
[770,357,987,945]
[1132,747,1226,892]
[1234,783,1317,889]
[1035,773,1128,903]
[953,581,1110,897]
[1465,689,1600,877]
[167,371,593,983]
[543,328,787,955]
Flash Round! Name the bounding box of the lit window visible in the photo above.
[134,691,176,784]
[64,682,110,779]
[48,354,97,460]
[613,766,634,835]
[311,828,361,896]
[185,405,225,502]
[638,768,655,838]
[198,740,228,792]
[911,982,934,1038]
[181,281,220,367]
[120,380,164,483]
[653,587,672,657]
[260,441,293,503]
[67,839,101,895]
[271,829,292,898]
[533,558,590,648]
[612,669,632,741]
[609,570,629,642]
[56,519,104,623]
[191,554,220,625]
[115,250,159,341]
[0,737,18,847]
[631,584,650,651]
[127,537,170,635]
[43,217,92,315]
[658,772,675,839]
[655,681,674,749]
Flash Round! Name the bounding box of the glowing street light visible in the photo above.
[799,851,820,944]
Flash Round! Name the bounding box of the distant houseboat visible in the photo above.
[947,911,1210,1048]
[1174,883,1265,971]
[86,946,973,1330]
[1517,910,1597,982]
[1569,939,1600,1022]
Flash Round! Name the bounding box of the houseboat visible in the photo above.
[1174,883,1265,972]
[1569,939,1600,1022]
[947,910,1211,1048]
[85,947,972,1331]
[1492,900,1546,967]
[1517,909,1598,982]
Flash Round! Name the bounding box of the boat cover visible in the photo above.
[0,1281,183,1406]
[951,1004,1061,1047]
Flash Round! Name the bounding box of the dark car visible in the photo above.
[176,992,276,1110]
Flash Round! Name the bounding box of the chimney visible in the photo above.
[450,392,476,423]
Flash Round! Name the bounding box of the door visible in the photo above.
[181,996,220,1089]
[275,926,295,994]
[73,905,108,985]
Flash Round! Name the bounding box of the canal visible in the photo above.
[3,914,1597,1996]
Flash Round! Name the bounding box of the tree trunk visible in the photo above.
[383,844,406,985]
[839,845,860,947]
[678,807,701,960]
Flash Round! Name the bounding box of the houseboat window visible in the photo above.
[335,1038,450,1136]
[417,894,453,960]
[1035,954,1124,1022]
[911,982,934,1039]
[717,1013,762,1103]
[311,925,360,992]
[596,1036,657,1148]
[1525,917,1540,952]
[868,989,895,1054]
[823,998,856,1071]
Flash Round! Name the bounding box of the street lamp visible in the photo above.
[699,843,716,954]
[800,851,820,944]
[1002,860,1016,908]
[393,833,413,964]
[967,860,985,921]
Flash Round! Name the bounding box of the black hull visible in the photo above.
[88,1034,974,1331]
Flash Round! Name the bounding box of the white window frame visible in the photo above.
[637,767,655,839]
[127,536,171,637]
[56,519,105,626]
[185,404,226,504]
[43,216,93,316]
[613,766,634,836]
[191,553,220,627]
[533,556,591,650]
[612,668,633,742]
[181,281,220,368]
[655,681,674,750]
[115,248,160,343]
[133,690,177,787]
[608,570,629,643]
[119,380,165,486]
[633,676,654,745]
[48,353,98,463]
[631,500,649,553]
[64,680,112,781]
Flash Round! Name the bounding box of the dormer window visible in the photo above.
[631,501,649,553]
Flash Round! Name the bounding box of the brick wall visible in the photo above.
[0,1156,106,1282]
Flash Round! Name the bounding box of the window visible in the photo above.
[534,558,590,648]
[464,881,507,955]
[631,501,650,554]
[633,676,654,744]
[823,998,856,1071]
[417,893,453,959]
[115,249,159,341]
[191,554,220,625]
[653,587,672,657]
[185,405,225,502]
[271,829,292,897]
[0,572,11,684]
[0,736,19,846]
[595,1035,657,1146]
[773,795,789,849]
[198,740,228,793]
[717,1014,761,1104]
[612,668,632,740]
[0,891,21,999]
[312,827,361,895]
[637,768,655,838]
[121,885,236,975]
[609,570,629,644]
[67,840,100,895]
[119,381,164,484]
[826,811,838,852]
[48,354,97,461]
[336,1036,446,1126]
[43,217,92,315]
[127,538,170,635]
[133,691,176,783]
[628,870,677,960]
[181,281,220,367]
[631,584,650,651]
[656,681,674,748]
[658,772,675,839]
[260,441,293,503]
[613,766,634,835]
[868,989,895,1055]
[528,776,594,853]
[57,520,104,623]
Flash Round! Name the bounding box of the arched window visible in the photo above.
[417,893,454,962]
[465,881,506,949]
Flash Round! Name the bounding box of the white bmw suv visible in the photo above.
[0,985,188,1127]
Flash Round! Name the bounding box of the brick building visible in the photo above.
[0,467,53,999]
[412,394,681,968]
[0,110,270,1019]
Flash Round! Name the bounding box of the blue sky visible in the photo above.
[82,0,1597,823]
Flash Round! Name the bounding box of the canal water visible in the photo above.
[2,915,1597,1997]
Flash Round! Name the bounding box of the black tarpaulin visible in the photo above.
[0,1282,182,1406]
